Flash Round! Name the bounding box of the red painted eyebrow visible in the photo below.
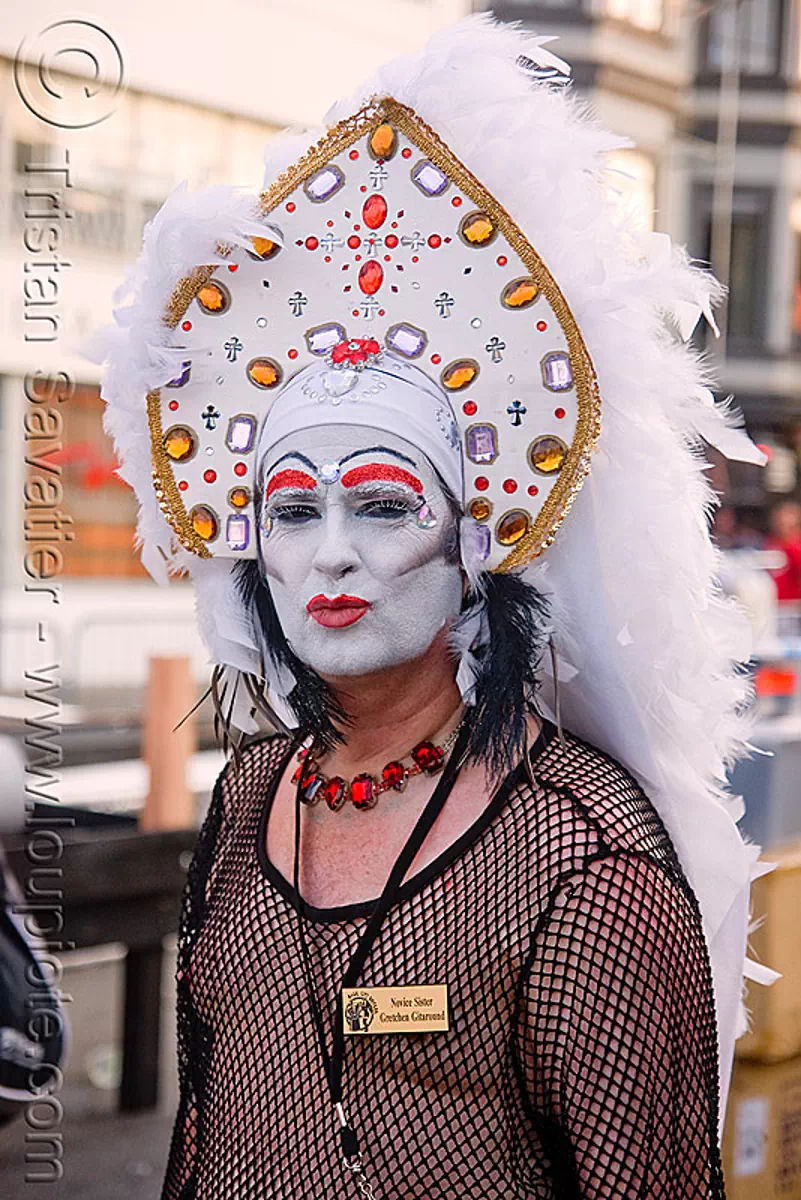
[340,463,423,493]
[265,469,317,499]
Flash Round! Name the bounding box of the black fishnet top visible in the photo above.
[162,720,726,1199]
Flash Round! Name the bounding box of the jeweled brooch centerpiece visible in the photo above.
[146,96,600,570]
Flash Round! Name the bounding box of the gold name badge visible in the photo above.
[342,985,450,1036]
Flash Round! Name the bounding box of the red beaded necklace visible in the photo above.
[293,721,463,813]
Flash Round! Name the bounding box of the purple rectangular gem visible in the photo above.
[542,352,573,392]
[411,160,449,196]
[226,414,256,453]
[304,166,344,203]
[305,323,346,355]
[386,322,427,358]
[466,424,498,464]
[166,360,191,388]
[226,514,250,552]
[475,524,491,561]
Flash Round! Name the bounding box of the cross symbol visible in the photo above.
[507,399,527,427]
[320,232,344,253]
[288,291,308,317]
[369,163,389,191]
[485,336,506,363]
[202,404,221,431]
[365,234,384,258]
[434,292,454,318]
[401,231,425,251]
[223,336,243,363]
[360,297,380,320]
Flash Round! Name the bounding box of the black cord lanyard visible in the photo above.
[291,717,472,1197]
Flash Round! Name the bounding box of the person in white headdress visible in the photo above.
[98,16,775,1198]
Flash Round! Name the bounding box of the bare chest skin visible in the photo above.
[265,715,541,909]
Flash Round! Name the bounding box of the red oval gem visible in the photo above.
[411,742,444,774]
[382,761,406,791]
[358,260,384,295]
[362,194,388,230]
[351,774,376,810]
[323,777,347,811]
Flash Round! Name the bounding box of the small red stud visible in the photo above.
[168,400,179,411]
[348,235,361,249]
[385,234,399,248]
[287,202,296,212]
[324,255,331,263]
[475,477,489,491]
[349,149,359,160]
[528,484,539,497]
[288,349,299,360]
[555,407,565,419]
[452,197,462,207]
[305,236,319,250]
[181,321,192,331]
[503,479,517,494]
[204,469,217,483]
[234,463,247,477]
[178,480,188,491]
[431,353,441,365]
[537,320,547,332]
[402,147,412,158]
[428,234,442,249]
[463,401,477,416]
[497,255,508,266]
[327,219,334,227]
[412,255,419,263]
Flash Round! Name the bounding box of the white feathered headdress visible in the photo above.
[96,14,774,1122]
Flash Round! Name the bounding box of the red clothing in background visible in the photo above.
[765,535,801,601]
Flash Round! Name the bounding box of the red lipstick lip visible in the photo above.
[306,594,370,628]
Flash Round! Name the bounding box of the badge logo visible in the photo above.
[344,991,379,1034]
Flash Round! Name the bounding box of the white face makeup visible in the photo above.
[257,426,463,678]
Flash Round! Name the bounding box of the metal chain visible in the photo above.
[344,1154,377,1199]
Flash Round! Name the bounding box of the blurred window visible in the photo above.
[693,184,772,353]
[791,198,801,351]
[34,383,147,578]
[606,0,663,32]
[700,0,784,77]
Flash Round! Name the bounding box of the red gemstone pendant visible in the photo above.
[351,774,377,810]
[323,776,347,811]
[411,742,444,774]
[382,761,406,791]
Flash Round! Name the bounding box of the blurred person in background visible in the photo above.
[99,17,770,1199]
[765,500,801,603]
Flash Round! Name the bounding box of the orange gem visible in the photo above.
[469,498,491,522]
[528,436,567,475]
[460,212,496,246]
[496,510,529,546]
[228,487,250,509]
[163,425,196,463]
[196,282,229,314]
[501,278,538,309]
[369,123,397,160]
[247,358,282,389]
[190,505,218,541]
[250,236,279,260]
[441,359,479,391]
